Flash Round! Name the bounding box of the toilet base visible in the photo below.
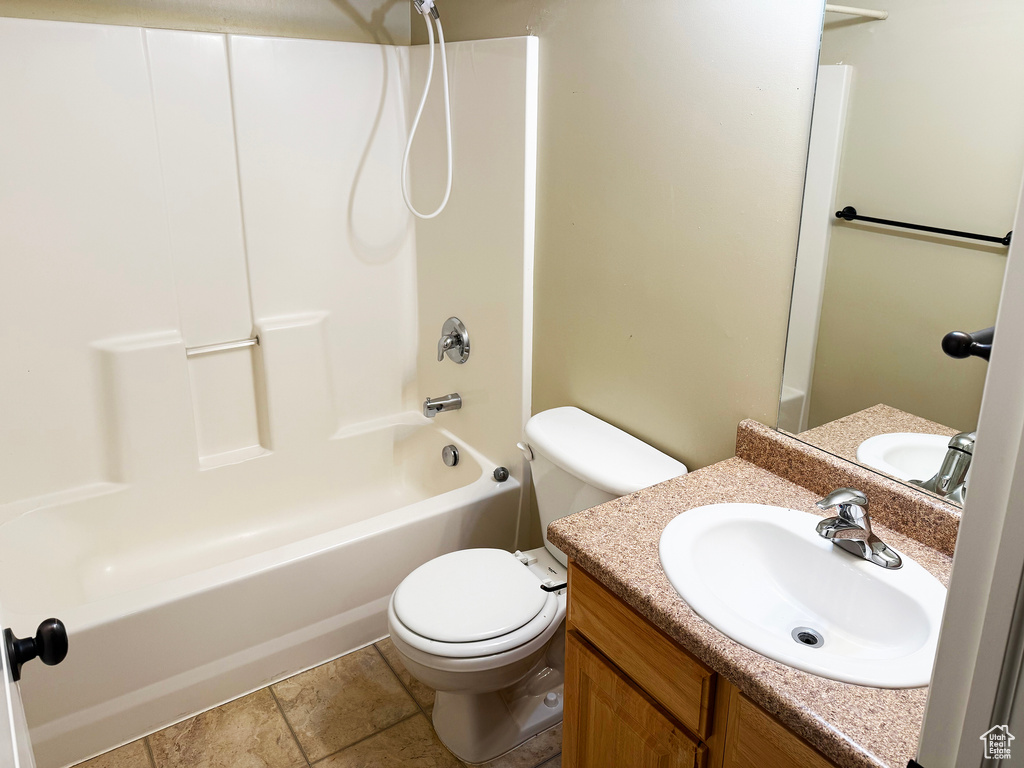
[432,658,564,764]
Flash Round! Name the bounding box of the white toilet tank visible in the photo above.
[523,407,687,565]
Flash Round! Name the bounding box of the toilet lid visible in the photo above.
[392,549,548,643]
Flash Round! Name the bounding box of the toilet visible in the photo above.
[386,406,687,763]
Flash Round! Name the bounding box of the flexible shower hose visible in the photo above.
[401,10,453,219]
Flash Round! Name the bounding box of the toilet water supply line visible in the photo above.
[402,0,453,219]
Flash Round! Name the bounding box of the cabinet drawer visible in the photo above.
[565,630,706,768]
[567,563,715,739]
[723,689,838,768]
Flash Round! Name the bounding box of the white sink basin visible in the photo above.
[659,503,946,688]
[856,433,950,481]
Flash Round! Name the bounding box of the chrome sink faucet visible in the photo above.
[815,488,902,569]
[911,431,974,504]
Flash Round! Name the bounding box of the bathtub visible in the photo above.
[0,416,521,768]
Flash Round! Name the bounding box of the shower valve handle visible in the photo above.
[437,335,455,361]
[5,618,68,682]
[436,317,470,364]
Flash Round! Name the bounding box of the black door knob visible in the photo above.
[942,326,994,361]
[5,618,68,682]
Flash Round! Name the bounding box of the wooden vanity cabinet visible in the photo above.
[565,632,706,767]
[721,686,836,768]
[564,563,839,768]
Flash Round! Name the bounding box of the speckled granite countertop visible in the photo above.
[547,456,952,768]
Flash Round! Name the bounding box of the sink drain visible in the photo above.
[791,626,824,649]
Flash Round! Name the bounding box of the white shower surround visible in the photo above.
[0,18,537,768]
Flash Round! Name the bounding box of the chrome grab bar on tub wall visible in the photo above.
[824,4,888,20]
[185,336,259,358]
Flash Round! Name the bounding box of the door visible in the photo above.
[0,610,35,768]
[916,133,1024,767]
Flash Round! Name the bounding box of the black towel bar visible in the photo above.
[835,206,1012,247]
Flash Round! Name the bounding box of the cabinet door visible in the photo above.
[568,564,715,739]
[564,631,706,768]
[722,689,837,768]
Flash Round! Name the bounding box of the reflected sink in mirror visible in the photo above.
[855,433,951,482]
[777,405,965,507]
[659,503,946,688]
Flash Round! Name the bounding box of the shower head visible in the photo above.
[413,0,440,20]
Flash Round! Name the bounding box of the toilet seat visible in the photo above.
[394,549,549,643]
[389,549,561,659]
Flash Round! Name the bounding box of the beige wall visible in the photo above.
[416,0,822,470]
[0,0,410,43]
[809,2,1024,431]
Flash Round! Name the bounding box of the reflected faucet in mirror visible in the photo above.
[910,432,975,505]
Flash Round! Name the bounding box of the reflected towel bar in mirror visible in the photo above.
[835,206,1012,247]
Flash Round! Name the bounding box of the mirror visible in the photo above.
[776,2,1024,506]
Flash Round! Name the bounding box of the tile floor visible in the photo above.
[73,638,561,768]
